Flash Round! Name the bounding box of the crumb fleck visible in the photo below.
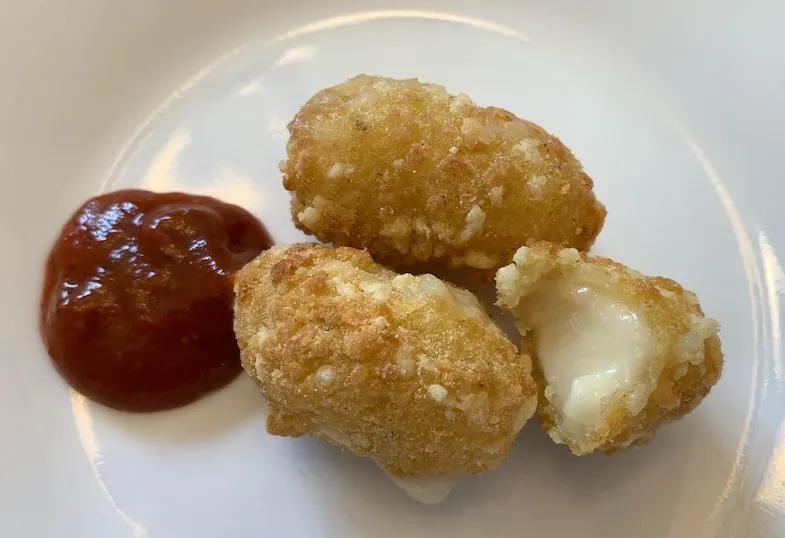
[557,248,580,264]
[459,205,486,243]
[297,205,321,227]
[428,384,448,403]
[513,246,530,265]
[450,94,472,115]
[528,175,547,199]
[371,316,389,330]
[381,216,412,238]
[412,218,431,237]
[512,139,542,163]
[315,365,336,387]
[488,186,504,206]
[328,162,356,179]
[396,346,416,378]
[465,250,497,269]
[417,354,439,374]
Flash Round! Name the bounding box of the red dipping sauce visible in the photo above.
[39,189,273,411]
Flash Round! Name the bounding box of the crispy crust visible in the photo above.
[495,242,723,454]
[282,75,606,278]
[233,243,537,477]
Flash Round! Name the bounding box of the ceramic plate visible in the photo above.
[1,1,783,536]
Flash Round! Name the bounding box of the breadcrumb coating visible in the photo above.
[282,75,606,278]
[495,242,723,454]
[234,243,537,478]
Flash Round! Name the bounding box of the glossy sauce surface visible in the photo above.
[40,189,272,411]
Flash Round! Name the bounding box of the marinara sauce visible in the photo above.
[39,189,272,411]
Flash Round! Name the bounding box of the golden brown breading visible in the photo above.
[282,75,606,278]
[234,243,537,483]
[495,242,723,455]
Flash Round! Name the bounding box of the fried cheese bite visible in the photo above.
[234,243,537,503]
[495,243,723,455]
[282,75,606,277]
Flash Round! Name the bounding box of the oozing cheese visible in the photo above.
[524,278,654,439]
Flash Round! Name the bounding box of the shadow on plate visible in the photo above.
[281,410,740,538]
[90,376,264,443]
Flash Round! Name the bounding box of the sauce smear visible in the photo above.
[40,189,272,411]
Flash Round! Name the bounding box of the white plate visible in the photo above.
[1,1,783,536]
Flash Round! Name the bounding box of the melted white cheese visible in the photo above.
[318,424,457,504]
[387,474,458,504]
[525,278,654,437]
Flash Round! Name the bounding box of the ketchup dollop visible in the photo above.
[39,189,272,411]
